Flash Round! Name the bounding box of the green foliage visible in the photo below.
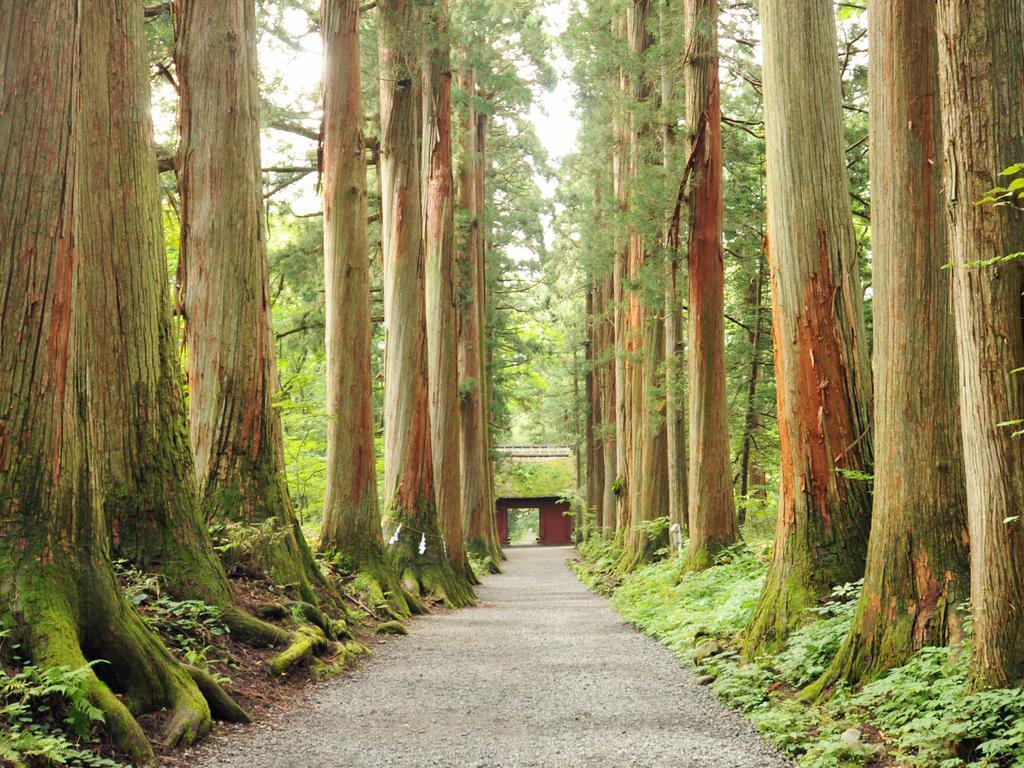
[116,562,233,674]
[849,646,1024,767]
[0,634,127,768]
[466,549,498,580]
[576,544,1024,768]
[494,458,575,498]
[571,536,628,596]
[507,509,539,545]
[611,546,767,658]
[774,581,862,688]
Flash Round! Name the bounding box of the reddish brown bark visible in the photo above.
[661,0,687,546]
[319,0,380,559]
[0,3,238,760]
[810,0,969,692]
[744,0,873,656]
[738,250,768,516]
[316,0,417,615]
[424,0,477,590]
[586,280,604,533]
[621,0,670,568]
[611,13,631,536]
[81,0,283,647]
[683,0,738,571]
[379,0,471,605]
[457,69,503,568]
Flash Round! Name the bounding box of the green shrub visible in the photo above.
[117,561,233,674]
[576,539,1024,768]
[0,633,127,768]
[611,544,766,658]
[774,580,862,688]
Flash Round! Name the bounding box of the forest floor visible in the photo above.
[177,546,790,768]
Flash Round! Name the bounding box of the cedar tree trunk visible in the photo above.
[82,0,284,647]
[683,0,738,570]
[0,4,240,761]
[744,0,874,656]
[809,0,969,692]
[424,0,478,591]
[175,0,325,604]
[379,0,471,605]
[318,0,414,615]
[936,0,1024,690]
[457,69,504,568]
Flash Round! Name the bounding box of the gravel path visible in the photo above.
[186,546,790,768]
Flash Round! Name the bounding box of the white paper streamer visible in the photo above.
[388,524,402,546]
[418,533,427,555]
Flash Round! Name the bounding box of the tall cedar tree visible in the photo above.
[737,252,768,515]
[587,165,617,537]
[683,0,738,570]
[808,0,969,693]
[661,0,687,546]
[598,268,618,537]
[0,3,243,761]
[84,0,285,648]
[744,0,873,656]
[936,0,1024,690]
[318,0,414,615]
[175,0,326,604]
[621,0,671,569]
[379,0,472,604]
[457,69,504,568]
[424,0,479,593]
[476,109,501,560]
[612,13,631,535]
[586,280,604,535]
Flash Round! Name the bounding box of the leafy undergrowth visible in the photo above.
[0,632,125,768]
[573,536,1024,768]
[467,550,499,579]
[1,528,496,768]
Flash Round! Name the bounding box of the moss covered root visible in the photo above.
[400,562,476,609]
[267,626,331,676]
[22,572,250,764]
[185,665,251,723]
[375,620,408,636]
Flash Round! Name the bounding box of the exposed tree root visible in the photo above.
[375,620,408,636]
[184,665,251,723]
[214,516,333,609]
[267,626,331,676]
[15,565,253,765]
[220,605,289,648]
[324,546,423,619]
[400,562,476,609]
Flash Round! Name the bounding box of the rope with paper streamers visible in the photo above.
[383,521,449,557]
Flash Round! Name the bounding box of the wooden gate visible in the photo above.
[494,496,574,546]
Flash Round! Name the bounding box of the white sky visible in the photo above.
[532,0,580,169]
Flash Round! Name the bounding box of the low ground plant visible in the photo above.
[575,539,1024,768]
[0,632,128,768]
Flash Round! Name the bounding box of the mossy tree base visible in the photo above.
[389,536,476,609]
[467,539,502,575]
[742,562,821,659]
[322,543,422,619]
[619,527,669,572]
[684,536,737,573]
[212,514,334,609]
[13,562,243,766]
